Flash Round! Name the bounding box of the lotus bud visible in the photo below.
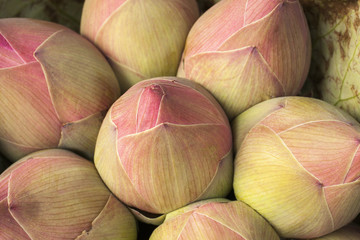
[178,0,311,119]
[0,18,120,161]
[149,198,280,240]
[80,0,199,91]
[308,224,360,240]
[94,77,233,223]
[300,1,360,122]
[0,149,137,239]
[232,97,360,239]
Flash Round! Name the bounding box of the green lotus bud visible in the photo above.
[233,97,360,239]
[0,149,137,239]
[0,18,120,161]
[300,1,360,122]
[80,0,199,91]
[178,0,311,119]
[94,77,233,223]
[150,199,280,240]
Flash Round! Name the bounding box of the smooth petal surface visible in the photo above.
[0,18,64,63]
[182,0,245,57]
[232,97,287,151]
[0,199,30,240]
[93,0,199,90]
[279,121,360,186]
[0,33,24,68]
[258,97,355,134]
[243,0,284,25]
[8,154,110,239]
[219,0,311,94]
[0,62,61,160]
[150,200,280,240]
[116,123,231,213]
[75,195,137,240]
[324,181,360,230]
[35,29,120,123]
[95,114,156,213]
[234,124,333,238]
[58,112,105,160]
[80,0,127,41]
[185,47,284,118]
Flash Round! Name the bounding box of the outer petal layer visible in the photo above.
[8,155,110,239]
[219,0,311,94]
[116,123,231,213]
[94,0,199,90]
[35,29,120,123]
[0,62,61,160]
[234,124,334,238]
[185,47,284,118]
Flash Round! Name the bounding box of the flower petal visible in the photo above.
[8,155,110,239]
[117,123,231,213]
[185,47,284,118]
[219,0,311,94]
[234,124,333,238]
[35,29,120,123]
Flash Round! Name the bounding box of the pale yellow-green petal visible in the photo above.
[234,124,333,238]
[8,154,110,239]
[95,0,198,90]
[75,195,137,240]
[0,62,61,161]
[94,112,157,213]
[35,29,120,123]
[185,47,284,119]
[324,181,360,230]
[58,112,105,160]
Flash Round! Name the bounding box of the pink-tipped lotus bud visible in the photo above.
[232,97,360,238]
[310,223,360,240]
[94,77,233,223]
[178,0,311,119]
[0,18,120,161]
[0,149,137,239]
[80,0,199,91]
[301,1,360,122]
[150,199,280,240]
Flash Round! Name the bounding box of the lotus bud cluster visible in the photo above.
[232,97,360,239]
[150,199,280,240]
[310,224,360,240]
[0,149,137,240]
[178,0,311,119]
[301,1,360,122]
[0,18,120,161]
[94,77,233,221]
[80,0,199,91]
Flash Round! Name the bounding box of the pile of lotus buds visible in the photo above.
[1,0,360,239]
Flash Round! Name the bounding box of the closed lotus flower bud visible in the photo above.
[232,97,360,239]
[178,0,311,119]
[310,224,360,240]
[150,199,280,240]
[0,18,120,161]
[95,77,233,223]
[301,1,360,122]
[80,0,199,91]
[0,149,137,240]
